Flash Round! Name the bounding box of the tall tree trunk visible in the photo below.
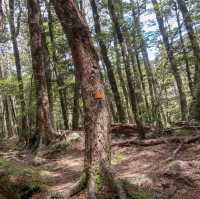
[152,0,188,121]
[176,0,200,82]
[90,0,127,123]
[0,0,3,30]
[108,0,145,138]
[72,68,80,130]
[45,0,69,129]
[41,23,55,127]
[174,2,193,96]
[27,0,54,149]
[131,3,162,126]
[135,49,151,122]
[0,65,15,138]
[176,0,200,121]
[113,35,133,122]
[9,0,28,143]
[52,1,128,198]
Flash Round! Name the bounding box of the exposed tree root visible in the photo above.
[112,135,200,147]
[68,173,87,197]
[67,165,155,199]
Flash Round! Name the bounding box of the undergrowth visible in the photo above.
[0,158,48,199]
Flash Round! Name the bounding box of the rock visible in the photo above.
[32,157,46,166]
[0,169,8,177]
[163,160,185,177]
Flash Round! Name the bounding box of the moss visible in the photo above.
[46,141,70,158]
[94,170,104,191]
[112,151,124,164]
[123,180,155,199]
[173,128,194,136]
[0,158,48,199]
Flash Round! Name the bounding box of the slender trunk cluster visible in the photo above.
[90,0,127,123]
[45,0,70,130]
[152,0,188,121]
[9,0,28,143]
[174,2,193,97]
[108,0,145,138]
[176,0,200,121]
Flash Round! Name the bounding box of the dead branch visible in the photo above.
[112,135,200,147]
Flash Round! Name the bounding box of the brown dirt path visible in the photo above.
[0,137,200,199]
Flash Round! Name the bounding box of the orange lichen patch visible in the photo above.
[95,89,104,100]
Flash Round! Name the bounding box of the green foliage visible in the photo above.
[0,78,19,95]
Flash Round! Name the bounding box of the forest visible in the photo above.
[0,0,200,198]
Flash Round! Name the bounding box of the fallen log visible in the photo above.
[163,126,200,133]
[110,123,151,136]
[55,123,151,139]
[112,135,200,147]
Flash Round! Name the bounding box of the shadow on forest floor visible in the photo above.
[0,134,200,199]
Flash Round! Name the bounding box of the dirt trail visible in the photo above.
[0,137,200,199]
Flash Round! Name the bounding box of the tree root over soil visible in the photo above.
[112,135,200,147]
[67,165,154,199]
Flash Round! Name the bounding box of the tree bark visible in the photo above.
[27,0,54,149]
[72,68,81,130]
[152,0,188,121]
[9,0,28,143]
[41,20,55,127]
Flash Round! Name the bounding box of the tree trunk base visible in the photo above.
[68,166,154,199]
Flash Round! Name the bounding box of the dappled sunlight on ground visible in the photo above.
[0,137,200,199]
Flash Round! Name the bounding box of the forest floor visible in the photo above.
[0,131,200,199]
